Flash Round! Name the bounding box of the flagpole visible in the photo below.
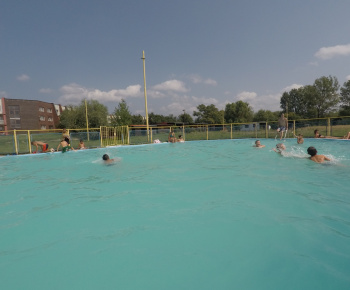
[141,50,150,142]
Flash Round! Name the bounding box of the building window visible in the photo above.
[39,107,45,112]
[9,105,20,118]
[41,125,46,130]
[0,126,4,131]
[47,108,52,113]
[10,119,21,129]
[39,116,45,121]
[48,117,53,122]
[49,126,54,129]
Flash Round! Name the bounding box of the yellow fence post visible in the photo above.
[13,129,18,155]
[127,126,130,145]
[206,125,209,140]
[100,126,103,147]
[183,125,185,140]
[293,120,296,136]
[231,124,233,139]
[265,122,268,139]
[27,130,32,153]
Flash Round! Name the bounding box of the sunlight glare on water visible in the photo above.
[1,139,350,289]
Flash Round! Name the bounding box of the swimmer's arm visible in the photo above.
[57,143,61,151]
[324,155,331,161]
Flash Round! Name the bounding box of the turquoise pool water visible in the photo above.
[1,139,350,289]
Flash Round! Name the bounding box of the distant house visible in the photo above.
[0,98,63,131]
[239,123,260,131]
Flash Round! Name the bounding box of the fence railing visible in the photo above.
[1,117,350,155]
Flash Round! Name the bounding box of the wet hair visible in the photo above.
[307,146,317,156]
[314,129,319,134]
[80,139,84,142]
[255,140,260,144]
[64,137,70,143]
[102,154,109,161]
[178,135,182,138]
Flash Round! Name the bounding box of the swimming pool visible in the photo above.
[1,139,350,289]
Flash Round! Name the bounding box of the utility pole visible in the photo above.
[141,50,150,142]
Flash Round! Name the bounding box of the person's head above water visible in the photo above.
[102,154,110,161]
[276,143,286,150]
[307,146,317,156]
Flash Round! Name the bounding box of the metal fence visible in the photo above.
[1,117,350,155]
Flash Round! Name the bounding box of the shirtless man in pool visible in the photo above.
[307,146,331,163]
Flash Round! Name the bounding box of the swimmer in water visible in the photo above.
[307,146,331,163]
[254,140,265,148]
[295,133,304,144]
[273,143,286,154]
[102,154,115,164]
[177,135,185,142]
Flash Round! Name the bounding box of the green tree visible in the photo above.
[111,99,132,126]
[177,112,194,124]
[58,100,108,129]
[193,104,222,124]
[340,80,350,116]
[235,101,254,123]
[253,109,278,122]
[148,113,166,124]
[224,103,236,123]
[58,105,77,129]
[313,75,340,117]
[131,114,145,124]
[224,101,253,123]
[163,114,177,123]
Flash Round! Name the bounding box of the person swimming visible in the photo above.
[307,146,331,163]
[254,140,265,148]
[102,154,115,164]
[273,143,286,154]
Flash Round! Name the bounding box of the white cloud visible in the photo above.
[39,88,53,94]
[237,91,257,102]
[153,79,188,92]
[0,91,8,98]
[191,96,219,105]
[204,78,217,86]
[189,74,217,86]
[281,83,303,92]
[160,102,197,116]
[59,83,142,105]
[17,74,30,81]
[315,44,350,60]
[346,75,350,81]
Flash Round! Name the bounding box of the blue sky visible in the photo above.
[1,0,350,117]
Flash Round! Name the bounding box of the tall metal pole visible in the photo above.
[85,99,90,141]
[141,50,150,142]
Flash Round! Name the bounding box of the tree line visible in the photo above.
[58,75,350,128]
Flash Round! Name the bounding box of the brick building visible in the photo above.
[0,98,63,131]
